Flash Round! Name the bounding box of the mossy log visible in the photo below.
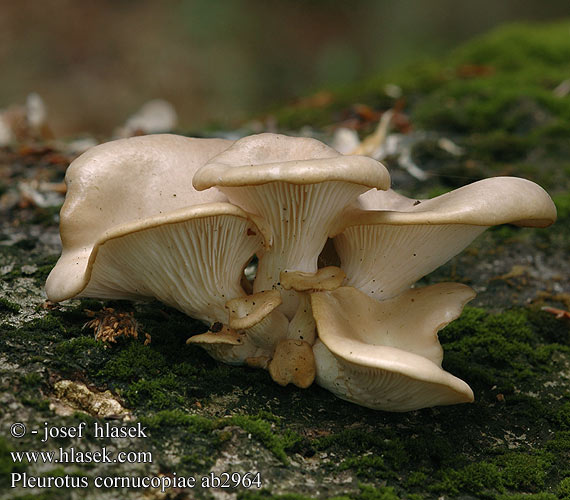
[1,21,569,500]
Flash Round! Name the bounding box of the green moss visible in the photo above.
[438,307,569,393]
[226,415,295,464]
[238,485,402,500]
[97,341,169,382]
[139,409,300,465]
[339,455,390,480]
[496,452,554,490]
[558,477,570,499]
[426,442,557,496]
[314,428,409,470]
[556,402,570,430]
[546,429,570,450]
[2,282,568,497]
[140,409,216,434]
[21,397,50,411]
[0,437,27,488]
[554,191,570,223]
[405,471,428,488]
[0,297,20,314]
[496,494,558,500]
[431,461,503,496]
[408,22,570,141]
[123,373,185,410]
[4,313,67,343]
[55,336,101,358]
[179,451,214,470]
[21,372,43,388]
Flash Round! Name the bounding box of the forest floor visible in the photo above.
[1,21,569,500]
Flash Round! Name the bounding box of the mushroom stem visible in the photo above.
[224,182,367,318]
[279,266,347,345]
[286,294,316,345]
[226,290,289,352]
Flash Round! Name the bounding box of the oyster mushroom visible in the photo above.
[331,177,557,300]
[193,133,390,318]
[70,203,262,321]
[45,132,558,412]
[46,134,288,364]
[311,283,476,411]
[46,134,232,302]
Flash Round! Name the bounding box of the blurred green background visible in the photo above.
[1,0,569,135]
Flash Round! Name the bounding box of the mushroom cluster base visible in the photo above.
[46,133,556,412]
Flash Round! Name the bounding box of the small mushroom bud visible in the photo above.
[268,339,316,389]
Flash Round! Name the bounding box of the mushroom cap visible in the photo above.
[226,290,283,331]
[46,134,233,302]
[280,266,346,292]
[332,177,556,235]
[310,284,475,411]
[193,133,390,190]
[331,177,557,300]
[357,188,423,212]
[187,325,244,346]
[187,325,262,366]
[225,289,289,352]
[312,340,473,412]
[48,202,264,330]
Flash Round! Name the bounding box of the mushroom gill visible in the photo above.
[331,177,557,300]
[193,133,390,318]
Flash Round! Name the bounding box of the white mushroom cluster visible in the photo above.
[46,133,557,411]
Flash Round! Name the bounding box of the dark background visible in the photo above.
[1,0,569,135]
